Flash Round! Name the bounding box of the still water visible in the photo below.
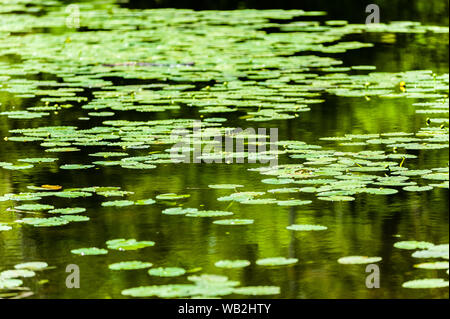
[0,0,448,298]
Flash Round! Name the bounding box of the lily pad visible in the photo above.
[414,262,449,270]
[14,262,49,271]
[15,204,54,211]
[233,286,280,296]
[402,278,449,289]
[49,207,86,215]
[214,260,251,269]
[148,267,186,277]
[208,184,244,189]
[338,256,382,264]
[286,224,328,231]
[256,257,298,266]
[106,238,155,251]
[156,193,191,200]
[186,210,234,218]
[109,261,153,270]
[212,219,254,225]
[394,241,435,250]
[101,200,134,207]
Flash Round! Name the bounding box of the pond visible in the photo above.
[0,0,448,299]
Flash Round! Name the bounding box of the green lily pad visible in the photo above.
[233,286,280,296]
[71,247,108,256]
[15,204,54,211]
[17,217,69,227]
[212,219,254,225]
[49,207,86,214]
[318,193,356,201]
[214,260,251,269]
[208,184,244,189]
[403,185,433,192]
[0,278,23,289]
[187,274,239,287]
[148,267,186,277]
[186,210,234,218]
[60,164,95,170]
[61,215,90,222]
[277,200,312,206]
[256,257,298,266]
[286,224,328,231]
[394,241,435,250]
[0,269,35,279]
[106,238,155,251]
[122,284,199,298]
[135,199,156,205]
[162,207,198,215]
[0,223,12,232]
[414,262,449,269]
[156,193,191,200]
[14,262,48,271]
[101,200,134,207]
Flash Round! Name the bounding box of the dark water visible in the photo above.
[0,1,448,299]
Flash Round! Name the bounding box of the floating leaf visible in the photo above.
[106,238,155,251]
[156,193,190,200]
[414,262,449,270]
[14,262,48,271]
[0,223,12,232]
[148,267,186,277]
[71,247,108,256]
[403,185,433,192]
[213,219,254,225]
[394,241,435,250]
[287,224,328,231]
[256,257,298,266]
[186,210,234,218]
[208,184,244,189]
[0,269,35,279]
[17,217,69,227]
[109,261,153,271]
[402,279,449,289]
[122,285,199,298]
[135,199,156,205]
[0,278,23,290]
[338,256,382,264]
[162,207,198,215]
[214,260,251,269]
[60,164,94,170]
[233,286,280,296]
[101,200,134,207]
[49,207,86,215]
[277,200,312,206]
[15,204,54,211]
